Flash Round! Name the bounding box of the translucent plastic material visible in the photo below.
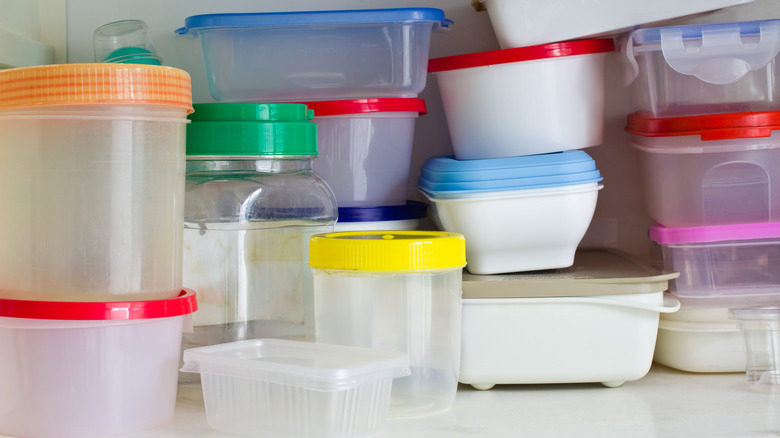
[93,19,162,65]
[626,19,780,117]
[630,130,780,227]
[181,339,410,438]
[0,315,188,438]
[730,307,780,385]
[655,318,747,373]
[182,158,337,367]
[0,105,188,301]
[313,268,462,417]
[312,112,419,207]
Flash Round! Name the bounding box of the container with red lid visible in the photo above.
[302,98,427,207]
[627,111,780,227]
[428,39,614,160]
[0,290,198,438]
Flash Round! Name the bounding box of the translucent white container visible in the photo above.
[730,306,780,385]
[0,290,197,438]
[655,318,747,373]
[176,9,451,102]
[650,222,780,305]
[428,39,613,160]
[624,19,780,117]
[628,112,780,227]
[309,231,465,417]
[305,98,426,207]
[460,249,679,389]
[0,63,192,302]
[334,202,426,232]
[418,151,603,274]
[181,339,410,438]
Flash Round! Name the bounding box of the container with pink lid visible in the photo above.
[650,222,780,306]
[428,39,614,160]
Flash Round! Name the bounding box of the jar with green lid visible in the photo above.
[309,230,466,417]
[182,103,337,373]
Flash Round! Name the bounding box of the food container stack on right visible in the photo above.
[625,19,780,376]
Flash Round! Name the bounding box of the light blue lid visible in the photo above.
[176,8,451,36]
[631,19,780,46]
[417,150,602,195]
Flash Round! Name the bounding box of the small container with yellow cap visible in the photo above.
[0,63,193,302]
[309,230,466,417]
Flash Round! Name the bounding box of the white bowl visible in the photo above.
[654,318,747,373]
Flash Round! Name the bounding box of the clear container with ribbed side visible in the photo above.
[309,231,466,417]
[181,103,337,382]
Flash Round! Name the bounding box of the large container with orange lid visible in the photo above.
[0,64,193,301]
[627,111,780,227]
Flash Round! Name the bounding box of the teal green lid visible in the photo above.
[103,47,163,65]
[186,103,318,156]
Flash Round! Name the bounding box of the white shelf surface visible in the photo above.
[9,364,767,438]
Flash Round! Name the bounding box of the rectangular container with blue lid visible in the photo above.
[176,9,451,102]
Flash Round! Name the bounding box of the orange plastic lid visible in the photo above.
[626,111,780,141]
[0,63,193,113]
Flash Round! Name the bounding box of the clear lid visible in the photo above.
[729,306,780,322]
[338,201,427,223]
[462,248,678,299]
[649,222,780,245]
[181,339,410,391]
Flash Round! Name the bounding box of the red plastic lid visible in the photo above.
[428,39,615,73]
[0,289,197,321]
[301,98,427,117]
[626,111,780,141]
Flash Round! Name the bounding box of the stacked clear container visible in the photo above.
[181,103,337,362]
[624,19,780,378]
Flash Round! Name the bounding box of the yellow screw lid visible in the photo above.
[309,231,466,272]
[0,63,193,112]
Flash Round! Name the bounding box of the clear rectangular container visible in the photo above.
[180,339,409,438]
[175,9,450,102]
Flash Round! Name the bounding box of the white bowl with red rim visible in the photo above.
[428,39,614,160]
[0,289,198,438]
[302,98,427,207]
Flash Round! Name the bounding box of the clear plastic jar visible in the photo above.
[181,103,337,365]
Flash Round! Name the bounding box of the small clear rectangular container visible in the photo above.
[729,306,780,385]
[181,339,409,438]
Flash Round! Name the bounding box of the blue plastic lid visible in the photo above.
[176,8,451,35]
[418,151,602,195]
[631,19,780,46]
[338,201,427,223]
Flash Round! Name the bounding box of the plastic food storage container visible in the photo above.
[418,151,602,274]
[624,19,780,117]
[459,249,679,389]
[0,289,197,438]
[0,63,192,302]
[627,111,780,227]
[182,103,337,362]
[176,9,451,102]
[309,231,466,417]
[302,98,426,207]
[181,339,410,438]
[476,0,754,49]
[730,307,780,385]
[650,222,780,305]
[335,201,427,232]
[655,306,747,373]
[428,39,614,160]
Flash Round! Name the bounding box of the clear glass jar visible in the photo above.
[181,104,337,376]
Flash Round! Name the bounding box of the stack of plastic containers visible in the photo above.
[0,63,197,438]
[624,19,780,375]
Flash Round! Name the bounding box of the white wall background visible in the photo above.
[61,0,780,261]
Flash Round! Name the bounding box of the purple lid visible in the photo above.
[649,222,780,244]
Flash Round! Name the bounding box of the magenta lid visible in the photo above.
[0,289,198,321]
[649,222,780,245]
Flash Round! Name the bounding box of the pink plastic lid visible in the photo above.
[626,111,780,141]
[649,223,780,245]
[301,98,427,117]
[0,289,197,321]
[427,39,615,73]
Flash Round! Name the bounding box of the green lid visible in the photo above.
[186,103,318,156]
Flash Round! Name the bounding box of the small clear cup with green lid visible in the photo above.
[309,230,466,417]
[181,103,337,385]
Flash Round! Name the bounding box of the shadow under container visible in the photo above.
[0,63,193,302]
[182,103,337,362]
[0,290,197,438]
[309,231,466,417]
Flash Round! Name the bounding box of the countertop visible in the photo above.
[97,365,780,438]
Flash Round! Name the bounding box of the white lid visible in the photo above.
[181,339,410,391]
